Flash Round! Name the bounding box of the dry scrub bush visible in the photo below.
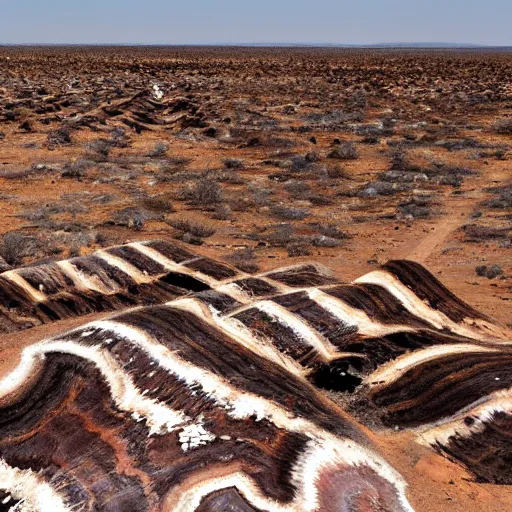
[212,204,232,220]
[167,216,216,238]
[287,242,312,257]
[142,194,175,213]
[183,178,222,206]
[146,142,169,157]
[223,158,244,169]
[85,138,112,162]
[47,125,73,147]
[270,205,311,221]
[492,119,512,135]
[0,232,39,266]
[227,248,259,273]
[327,142,359,160]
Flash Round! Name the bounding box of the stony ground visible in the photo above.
[0,46,511,511]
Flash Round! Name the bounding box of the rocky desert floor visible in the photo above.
[0,46,511,511]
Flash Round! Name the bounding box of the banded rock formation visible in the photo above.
[0,240,242,332]
[0,240,510,510]
[0,304,412,511]
[0,240,344,333]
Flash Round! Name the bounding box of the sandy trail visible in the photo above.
[407,162,511,264]
[407,198,475,263]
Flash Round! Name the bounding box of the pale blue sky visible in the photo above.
[1,0,510,45]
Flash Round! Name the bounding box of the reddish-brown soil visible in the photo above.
[0,46,511,511]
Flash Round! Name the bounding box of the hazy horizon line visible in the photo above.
[1,42,511,48]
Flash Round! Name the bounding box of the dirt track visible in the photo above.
[0,46,511,511]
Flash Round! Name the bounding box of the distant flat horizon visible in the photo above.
[1,42,511,49]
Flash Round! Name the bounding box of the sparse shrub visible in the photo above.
[499,238,512,249]
[180,232,204,245]
[109,127,131,148]
[229,196,256,211]
[493,149,507,160]
[262,158,288,169]
[287,242,311,257]
[227,248,259,273]
[19,120,34,132]
[159,171,201,185]
[397,196,434,219]
[95,232,108,246]
[20,203,63,223]
[267,172,292,182]
[270,205,311,221]
[246,137,261,147]
[0,232,40,266]
[24,201,77,223]
[438,138,479,151]
[265,136,297,149]
[438,165,476,177]
[327,166,349,179]
[69,245,82,258]
[61,159,91,179]
[47,125,73,147]
[91,194,116,205]
[154,158,193,182]
[183,178,222,206]
[160,156,191,171]
[308,195,333,206]
[142,194,175,213]
[491,119,512,135]
[223,158,244,169]
[313,223,350,240]
[212,204,232,220]
[389,151,420,172]
[327,142,359,160]
[290,155,311,173]
[485,186,512,209]
[261,224,294,247]
[361,136,380,144]
[463,224,509,241]
[54,221,87,233]
[211,170,245,184]
[305,151,320,163]
[285,181,311,199]
[85,138,112,162]
[112,208,153,231]
[167,216,216,238]
[146,142,168,157]
[476,264,504,279]
[249,184,273,206]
